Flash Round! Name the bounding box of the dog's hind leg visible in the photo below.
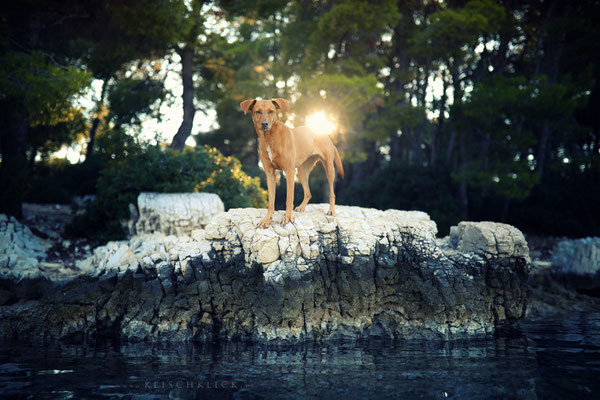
[295,156,319,212]
[323,158,337,216]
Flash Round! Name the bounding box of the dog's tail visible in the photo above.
[334,147,344,179]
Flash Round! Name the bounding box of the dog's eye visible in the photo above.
[268,110,274,114]
[255,111,262,115]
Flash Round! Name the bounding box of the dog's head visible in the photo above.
[240,98,289,131]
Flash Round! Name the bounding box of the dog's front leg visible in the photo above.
[258,167,276,228]
[282,167,295,225]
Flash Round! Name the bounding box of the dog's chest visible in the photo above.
[260,134,279,168]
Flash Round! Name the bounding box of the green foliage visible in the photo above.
[93,127,143,163]
[299,74,382,127]
[197,97,261,177]
[338,164,461,235]
[28,111,88,157]
[107,78,165,126]
[410,0,508,61]
[0,52,91,127]
[366,101,431,146]
[511,167,600,237]
[70,142,266,242]
[26,159,100,204]
[452,75,540,200]
[77,0,186,79]
[306,0,401,72]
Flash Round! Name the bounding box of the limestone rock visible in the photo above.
[552,238,600,276]
[0,205,531,343]
[0,213,51,281]
[447,221,530,264]
[550,237,600,291]
[133,192,224,236]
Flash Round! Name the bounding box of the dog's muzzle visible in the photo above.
[261,121,269,130]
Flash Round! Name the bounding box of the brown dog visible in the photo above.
[240,98,344,228]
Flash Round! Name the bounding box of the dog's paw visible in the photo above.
[294,205,306,212]
[257,217,272,228]
[282,212,294,225]
[326,209,336,216]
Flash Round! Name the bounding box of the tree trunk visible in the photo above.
[412,129,422,166]
[536,122,551,180]
[445,127,456,165]
[170,46,196,151]
[481,131,491,169]
[500,196,511,222]
[0,105,29,218]
[28,146,37,169]
[390,130,400,163]
[446,67,463,164]
[0,9,41,217]
[458,136,469,219]
[84,78,108,164]
[432,74,448,167]
[458,180,468,220]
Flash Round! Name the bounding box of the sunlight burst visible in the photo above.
[305,111,337,136]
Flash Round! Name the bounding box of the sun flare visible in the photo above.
[305,111,337,136]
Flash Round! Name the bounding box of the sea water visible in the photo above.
[1,312,599,399]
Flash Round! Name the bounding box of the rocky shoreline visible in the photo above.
[0,203,534,343]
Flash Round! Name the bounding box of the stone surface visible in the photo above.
[22,203,73,238]
[0,205,531,343]
[133,192,224,236]
[0,213,52,281]
[0,210,94,307]
[446,221,530,265]
[552,237,600,276]
[549,237,600,292]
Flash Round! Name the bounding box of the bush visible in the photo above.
[337,163,461,236]
[510,168,600,237]
[26,158,99,204]
[26,127,142,206]
[69,144,266,242]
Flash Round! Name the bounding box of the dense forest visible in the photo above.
[1,0,599,240]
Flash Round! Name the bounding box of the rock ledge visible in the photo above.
[0,205,530,343]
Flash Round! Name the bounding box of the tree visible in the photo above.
[0,1,92,217]
[170,0,287,151]
[78,0,184,161]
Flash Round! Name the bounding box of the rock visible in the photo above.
[552,237,600,276]
[447,221,530,265]
[0,214,52,281]
[134,192,224,236]
[551,237,600,292]
[0,205,531,343]
[22,203,72,239]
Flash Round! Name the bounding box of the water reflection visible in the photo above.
[1,313,599,399]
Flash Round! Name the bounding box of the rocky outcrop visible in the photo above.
[552,238,600,276]
[131,192,224,236]
[0,205,530,343]
[0,214,52,281]
[446,221,530,265]
[550,237,600,293]
[0,211,94,306]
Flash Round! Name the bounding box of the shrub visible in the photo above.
[337,163,461,236]
[69,144,266,242]
[26,158,99,204]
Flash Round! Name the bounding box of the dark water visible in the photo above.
[1,313,599,400]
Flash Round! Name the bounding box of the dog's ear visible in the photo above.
[271,98,289,112]
[240,99,256,115]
